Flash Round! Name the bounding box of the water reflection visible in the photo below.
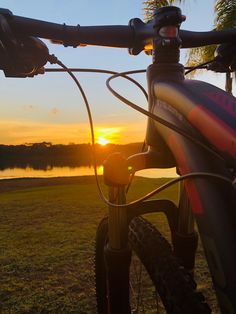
[0,166,103,180]
[136,168,177,178]
[0,166,176,180]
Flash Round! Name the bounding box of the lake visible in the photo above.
[0,166,177,180]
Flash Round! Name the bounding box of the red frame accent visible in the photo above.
[188,104,236,159]
[168,134,204,214]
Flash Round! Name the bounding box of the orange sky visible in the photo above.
[0,120,146,145]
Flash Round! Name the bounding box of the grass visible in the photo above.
[0,176,218,313]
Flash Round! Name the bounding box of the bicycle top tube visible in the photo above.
[1,7,236,53]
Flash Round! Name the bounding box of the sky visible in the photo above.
[0,0,226,145]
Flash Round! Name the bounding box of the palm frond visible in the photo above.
[187,0,236,69]
[215,0,236,29]
[185,45,216,76]
[186,45,216,66]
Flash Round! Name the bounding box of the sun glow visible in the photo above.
[95,127,121,145]
[98,136,109,145]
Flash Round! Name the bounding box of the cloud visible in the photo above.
[50,107,60,116]
[23,104,37,111]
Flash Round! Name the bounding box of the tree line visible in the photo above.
[0,142,143,170]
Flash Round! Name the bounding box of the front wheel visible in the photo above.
[95,216,211,313]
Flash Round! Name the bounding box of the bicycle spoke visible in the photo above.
[130,252,161,313]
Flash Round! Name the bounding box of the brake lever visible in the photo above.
[207,43,236,73]
[0,8,49,78]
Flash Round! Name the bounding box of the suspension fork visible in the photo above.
[102,151,179,312]
[103,153,132,314]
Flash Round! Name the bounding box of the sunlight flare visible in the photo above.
[97,136,109,145]
[95,127,121,145]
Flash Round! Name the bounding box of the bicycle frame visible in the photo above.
[104,41,236,314]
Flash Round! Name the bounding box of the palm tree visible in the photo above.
[214,0,236,92]
[186,0,236,93]
[143,0,236,93]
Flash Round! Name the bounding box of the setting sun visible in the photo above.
[98,136,109,145]
[95,127,121,145]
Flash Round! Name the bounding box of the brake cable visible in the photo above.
[185,60,214,75]
[44,67,148,101]
[46,54,234,209]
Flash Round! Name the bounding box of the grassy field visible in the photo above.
[0,176,218,313]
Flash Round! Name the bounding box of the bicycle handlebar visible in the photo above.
[4,10,236,52]
[9,15,135,49]
[180,29,236,48]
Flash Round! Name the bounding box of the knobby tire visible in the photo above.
[95,216,211,313]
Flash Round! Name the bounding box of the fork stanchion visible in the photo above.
[103,152,132,313]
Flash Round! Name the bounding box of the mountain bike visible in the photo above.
[0,5,236,314]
